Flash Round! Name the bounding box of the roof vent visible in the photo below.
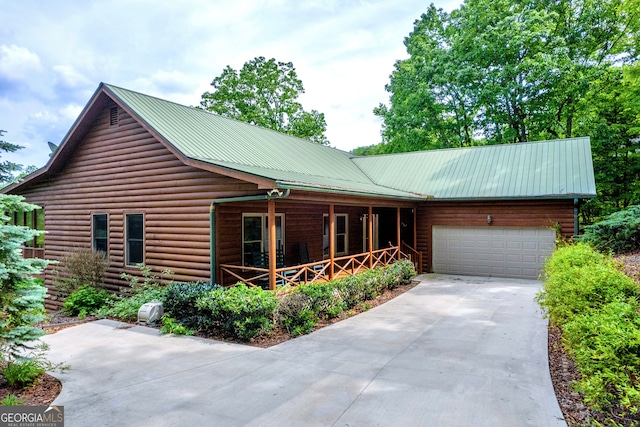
[109,106,119,126]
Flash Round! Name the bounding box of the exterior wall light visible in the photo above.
[487,215,493,224]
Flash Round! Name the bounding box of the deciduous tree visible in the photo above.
[200,57,329,145]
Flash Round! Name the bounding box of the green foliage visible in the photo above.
[1,359,45,387]
[163,281,220,329]
[98,264,173,321]
[54,248,109,297]
[537,244,639,324]
[200,56,328,145]
[563,298,640,413]
[275,259,416,337]
[159,315,195,336]
[0,195,49,363]
[276,291,318,336]
[580,205,640,253]
[0,394,23,406]
[365,1,640,221]
[0,130,23,185]
[62,285,112,318]
[97,285,168,322]
[537,243,640,415]
[196,283,278,341]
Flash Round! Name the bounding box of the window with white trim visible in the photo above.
[323,213,348,257]
[92,213,108,254]
[125,213,144,266]
[242,213,284,266]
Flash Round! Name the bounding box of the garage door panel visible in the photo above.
[432,226,555,279]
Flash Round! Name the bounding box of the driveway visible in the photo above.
[41,274,565,426]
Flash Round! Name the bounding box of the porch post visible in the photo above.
[397,207,401,260]
[329,203,335,280]
[268,199,277,290]
[368,206,373,268]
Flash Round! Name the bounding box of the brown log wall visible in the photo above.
[17,102,259,309]
[416,199,575,273]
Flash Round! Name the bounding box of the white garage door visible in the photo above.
[432,226,556,279]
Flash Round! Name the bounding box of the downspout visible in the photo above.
[209,189,290,285]
[573,198,579,237]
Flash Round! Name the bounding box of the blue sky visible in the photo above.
[1,0,461,170]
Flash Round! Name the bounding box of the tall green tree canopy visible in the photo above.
[200,56,329,145]
[373,0,639,152]
[368,0,639,220]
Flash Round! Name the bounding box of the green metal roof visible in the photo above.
[354,138,597,199]
[104,84,423,200]
[102,83,595,201]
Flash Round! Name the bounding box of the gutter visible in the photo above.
[209,188,290,285]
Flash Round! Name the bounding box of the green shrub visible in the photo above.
[383,259,417,288]
[163,281,220,329]
[62,285,112,318]
[97,265,172,321]
[197,284,277,341]
[159,315,195,336]
[580,205,640,254]
[276,291,317,336]
[1,359,45,387]
[98,286,168,321]
[0,394,24,406]
[562,298,640,413]
[536,244,639,325]
[296,281,345,316]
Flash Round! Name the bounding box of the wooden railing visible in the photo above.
[220,245,407,289]
[400,242,423,273]
[22,247,45,259]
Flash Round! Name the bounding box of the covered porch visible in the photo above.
[211,191,423,290]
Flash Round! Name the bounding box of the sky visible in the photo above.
[1,0,462,170]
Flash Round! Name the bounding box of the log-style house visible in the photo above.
[3,83,596,308]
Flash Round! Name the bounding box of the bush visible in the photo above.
[163,281,220,329]
[536,244,639,325]
[1,359,45,387]
[537,243,640,415]
[197,284,277,341]
[563,298,640,413]
[160,315,195,336]
[0,394,24,406]
[296,282,345,316]
[276,291,317,336]
[580,205,640,254]
[54,248,109,297]
[98,286,168,321]
[62,285,112,318]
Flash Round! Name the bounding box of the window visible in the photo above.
[323,214,348,257]
[242,213,284,266]
[92,214,108,254]
[125,214,144,266]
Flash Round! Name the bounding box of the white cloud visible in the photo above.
[53,65,92,90]
[0,44,42,81]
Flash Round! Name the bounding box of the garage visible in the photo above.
[432,226,556,279]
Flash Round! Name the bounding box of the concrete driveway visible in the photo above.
[41,274,565,426]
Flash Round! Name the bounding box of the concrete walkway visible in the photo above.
[41,274,565,426]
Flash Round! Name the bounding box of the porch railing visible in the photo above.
[400,241,423,273]
[22,247,45,259]
[220,245,406,289]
